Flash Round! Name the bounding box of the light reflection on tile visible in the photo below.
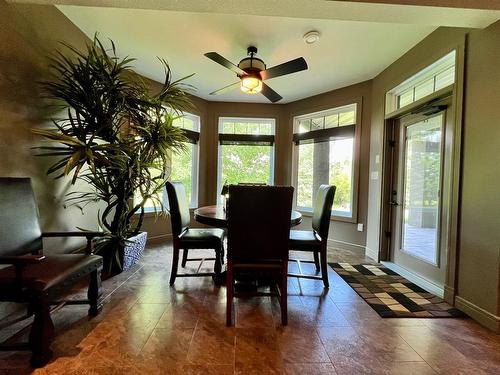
[0,242,498,374]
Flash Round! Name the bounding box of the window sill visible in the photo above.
[296,208,355,223]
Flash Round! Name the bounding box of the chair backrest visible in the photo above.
[165,181,191,237]
[0,177,43,256]
[227,185,293,263]
[312,185,336,242]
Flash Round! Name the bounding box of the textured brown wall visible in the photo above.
[459,21,500,318]
[0,1,101,252]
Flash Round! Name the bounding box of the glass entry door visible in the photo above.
[390,111,449,287]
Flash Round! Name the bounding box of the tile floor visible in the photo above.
[0,242,499,374]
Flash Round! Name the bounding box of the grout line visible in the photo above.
[395,326,437,372]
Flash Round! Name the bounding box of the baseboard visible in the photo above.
[443,284,455,305]
[328,238,365,253]
[365,246,379,262]
[381,261,444,298]
[147,233,172,245]
[455,296,500,333]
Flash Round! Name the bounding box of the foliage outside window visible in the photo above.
[135,113,200,211]
[217,118,275,200]
[293,104,357,219]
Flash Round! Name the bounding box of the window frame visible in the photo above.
[385,50,456,115]
[217,117,276,203]
[291,100,362,223]
[139,111,201,214]
[169,112,200,209]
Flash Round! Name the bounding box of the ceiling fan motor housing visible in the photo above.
[238,46,266,77]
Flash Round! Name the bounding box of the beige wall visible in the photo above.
[0,1,100,252]
[367,24,500,330]
[458,21,500,325]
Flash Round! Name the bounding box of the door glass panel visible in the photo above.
[401,115,442,264]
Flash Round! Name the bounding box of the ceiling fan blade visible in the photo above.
[260,57,308,80]
[209,81,240,96]
[261,82,282,103]
[204,52,247,76]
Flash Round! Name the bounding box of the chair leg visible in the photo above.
[214,243,222,275]
[226,261,233,327]
[320,247,329,289]
[313,251,320,272]
[212,243,225,285]
[88,268,103,316]
[181,248,189,267]
[220,243,225,265]
[170,246,180,286]
[280,267,288,326]
[29,293,54,368]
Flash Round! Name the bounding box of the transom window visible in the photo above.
[386,50,456,114]
[293,104,358,219]
[217,117,275,201]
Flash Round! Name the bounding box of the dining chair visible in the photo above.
[288,184,336,288]
[165,182,225,285]
[226,184,294,326]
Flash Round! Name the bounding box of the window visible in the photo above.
[217,117,275,201]
[386,51,456,114]
[136,112,200,212]
[293,104,358,219]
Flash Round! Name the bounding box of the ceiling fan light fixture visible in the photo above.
[240,76,262,94]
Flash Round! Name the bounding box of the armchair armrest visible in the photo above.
[0,255,46,283]
[42,231,105,238]
[42,231,106,254]
[0,254,46,265]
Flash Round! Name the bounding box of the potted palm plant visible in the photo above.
[34,36,193,275]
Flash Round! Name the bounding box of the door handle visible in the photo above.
[389,201,400,206]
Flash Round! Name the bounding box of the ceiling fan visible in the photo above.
[204,46,308,103]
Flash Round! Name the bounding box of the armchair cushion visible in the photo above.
[0,254,103,299]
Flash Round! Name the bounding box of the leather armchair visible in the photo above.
[0,177,104,367]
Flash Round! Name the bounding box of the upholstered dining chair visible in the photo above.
[288,184,336,288]
[165,182,225,285]
[226,185,294,326]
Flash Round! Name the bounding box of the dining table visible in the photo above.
[194,205,303,228]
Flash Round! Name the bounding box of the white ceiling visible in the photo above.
[55,3,499,103]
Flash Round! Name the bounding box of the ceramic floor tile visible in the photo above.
[234,327,284,371]
[186,325,235,365]
[284,362,337,374]
[1,242,499,374]
[276,326,331,363]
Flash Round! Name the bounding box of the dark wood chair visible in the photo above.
[0,177,104,367]
[226,185,293,326]
[288,184,336,288]
[165,182,224,285]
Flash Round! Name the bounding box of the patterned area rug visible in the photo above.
[329,263,465,318]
